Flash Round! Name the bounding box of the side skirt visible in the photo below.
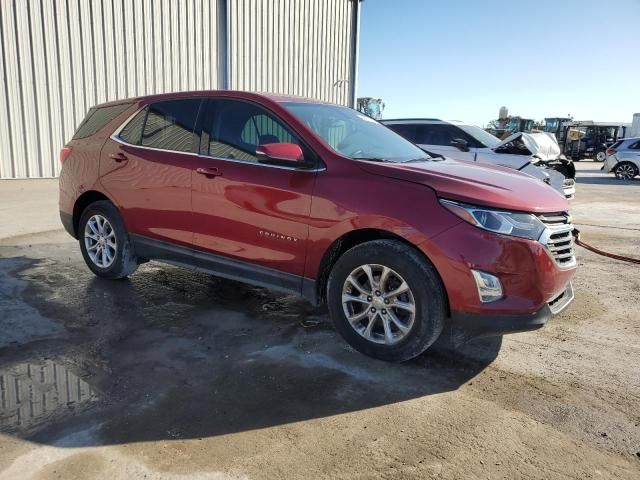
[131,235,318,303]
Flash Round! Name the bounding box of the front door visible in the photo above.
[191,98,318,282]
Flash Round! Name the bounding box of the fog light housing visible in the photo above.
[471,270,503,303]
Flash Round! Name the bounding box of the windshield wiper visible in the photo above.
[351,157,388,163]
[404,157,431,163]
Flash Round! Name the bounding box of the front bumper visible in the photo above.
[562,178,576,199]
[447,282,574,341]
[423,220,577,314]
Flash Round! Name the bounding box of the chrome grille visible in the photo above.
[537,212,576,268]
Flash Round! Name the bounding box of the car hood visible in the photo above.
[358,159,569,213]
[496,132,561,161]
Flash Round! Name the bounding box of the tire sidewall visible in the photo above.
[615,162,638,180]
[78,200,137,279]
[327,240,446,362]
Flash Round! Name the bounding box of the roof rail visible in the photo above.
[381,118,442,122]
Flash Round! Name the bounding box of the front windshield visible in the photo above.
[544,119,559,132]
[282,102,430,163]
[455,124,502,149]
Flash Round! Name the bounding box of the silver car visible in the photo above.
[603,137,640,179]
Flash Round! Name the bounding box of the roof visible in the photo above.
[93,90,333,108]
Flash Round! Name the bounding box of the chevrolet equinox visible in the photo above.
[59,91,576,362]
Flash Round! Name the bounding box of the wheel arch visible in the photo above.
[313,228,449,313]
[72,190,115,238]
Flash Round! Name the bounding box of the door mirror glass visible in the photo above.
[256,143,309,167]
[451,138,470,152]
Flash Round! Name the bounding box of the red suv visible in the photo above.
[59,91,576,361]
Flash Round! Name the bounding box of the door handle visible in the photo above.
[196,167,222,178]
[109,152,128,162]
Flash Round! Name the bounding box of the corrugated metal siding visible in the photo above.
[0,0,221,179]
[0,0,358,179]
[228,0,355,106]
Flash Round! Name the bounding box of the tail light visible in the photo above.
[60,146,72,163]
[606,149,616,155]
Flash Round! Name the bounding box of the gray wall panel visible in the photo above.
[0,0,221,179]
[228,0,355,105]
[0,0,358,179]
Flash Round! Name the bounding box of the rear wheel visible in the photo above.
[327,240,446,362]
[595,150,606,162]
[79,200,138,279]
[614,162,639,180]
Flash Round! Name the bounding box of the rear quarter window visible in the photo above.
[73,103,132,139]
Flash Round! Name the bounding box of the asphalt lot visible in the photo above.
[0,162,639,479]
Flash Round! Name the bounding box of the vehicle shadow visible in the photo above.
[0,251,502,448]
[577,175,639,186]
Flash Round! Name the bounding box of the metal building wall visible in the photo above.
[228,0,356,106]
[0,0,221,179]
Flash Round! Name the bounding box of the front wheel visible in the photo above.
[79,200,138,279]
[614,162,639,180]
[327,240,446,362]
[595,150,606,162]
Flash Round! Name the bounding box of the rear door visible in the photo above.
[190,98,318,281]
[100,99,202,246]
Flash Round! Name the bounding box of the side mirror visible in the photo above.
[256,143,310,168]
[451,138,470,152]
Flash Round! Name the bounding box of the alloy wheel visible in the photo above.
[616,164,636,180]
[341,264,416,345]
[84,214,117,268]
[596,151,606,162]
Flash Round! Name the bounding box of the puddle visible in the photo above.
[0,257,66,348]
[0,360,98,434]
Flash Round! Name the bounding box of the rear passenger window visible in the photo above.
[629,141,640,150]
[141,100,201,152]
[118,107,147,145]
[73,103,132,139]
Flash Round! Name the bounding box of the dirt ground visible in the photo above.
[0,162,638,479]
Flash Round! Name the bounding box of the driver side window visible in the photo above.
[201,100,299,163]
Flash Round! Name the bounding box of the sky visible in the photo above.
[357,0,640,126]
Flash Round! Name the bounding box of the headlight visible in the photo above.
[439,199,546,240]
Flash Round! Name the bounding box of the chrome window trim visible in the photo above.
[110,106,325,173]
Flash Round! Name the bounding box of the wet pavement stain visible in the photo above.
[0,360,99,434]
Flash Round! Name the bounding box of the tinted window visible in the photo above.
[141,100,201,152]
[386,124,418,143]
[118,107,147,145]
[202,99,300,163]
[73,103,132,139]
[629,141,640,150]
[414,124,461,146]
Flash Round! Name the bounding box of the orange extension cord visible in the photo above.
[572,229,640,265]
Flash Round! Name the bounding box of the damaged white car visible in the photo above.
[382,119,576,199]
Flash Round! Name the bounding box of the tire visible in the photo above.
[327,240,446,362]
[78,200,138,279]
[595,150,606,162]
[614,162,639,180]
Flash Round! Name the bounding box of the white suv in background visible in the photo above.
[603,137,640,179]
[382,119,576,199]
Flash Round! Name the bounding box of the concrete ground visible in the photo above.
[0,162,638,479]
